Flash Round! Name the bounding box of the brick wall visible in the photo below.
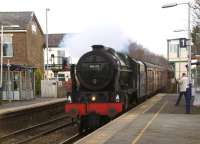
[2,32,28,65]
[1,19,44,70]
[26,18,44,70]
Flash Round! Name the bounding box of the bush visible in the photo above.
[35,69,43,96]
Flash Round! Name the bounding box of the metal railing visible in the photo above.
[1,70,34,100]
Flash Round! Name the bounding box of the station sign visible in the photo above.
[179,38,187,48]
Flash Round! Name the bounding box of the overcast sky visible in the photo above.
[0,0,194,58]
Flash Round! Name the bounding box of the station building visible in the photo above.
[44,33,66,79]
[167,38,200,95]
[167,38,188,79]
[0,12,44,100]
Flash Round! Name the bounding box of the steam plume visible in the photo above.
[61,25,129,63]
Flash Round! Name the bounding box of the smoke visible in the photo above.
[60,25,129,63]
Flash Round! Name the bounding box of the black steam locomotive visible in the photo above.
[65,45,172,132]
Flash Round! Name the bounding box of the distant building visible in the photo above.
[44,33,72,78]
[167,38,188,79]
[0,12,44,100]
[44,34,65,71]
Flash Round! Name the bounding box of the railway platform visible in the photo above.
[76,93,200,144]
[0,97,67,115]
[0,97,68,137]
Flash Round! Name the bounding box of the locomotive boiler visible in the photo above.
[76,45,138,105]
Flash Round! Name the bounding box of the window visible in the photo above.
[0,34,13,57]
[177,44,180,57]
[32,24,37,33]
[57,74,65,81]
[174,44,178,53]
[169,45,172,53]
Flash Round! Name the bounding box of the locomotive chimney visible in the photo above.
[92,45,105,51]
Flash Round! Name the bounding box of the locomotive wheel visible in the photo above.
[78,114,100,133]
[79,117,84,133]
[134,91,139,105]
[88,113,100,130]
[123,94,129,111]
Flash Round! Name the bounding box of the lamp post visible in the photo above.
[0,25,19,89]
[162,2,192,113]
[0,25,4,90]
[46,8,50,80]
[7,59,11,101]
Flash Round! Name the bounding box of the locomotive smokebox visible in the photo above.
[76,45,117,90]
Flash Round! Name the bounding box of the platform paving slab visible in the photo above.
[75,94,200,144]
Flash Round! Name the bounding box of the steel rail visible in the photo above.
[0,115,69,141]
[15,122,75,144]
[59,133,80,144]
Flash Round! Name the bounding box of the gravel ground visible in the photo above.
[29,124,79,144]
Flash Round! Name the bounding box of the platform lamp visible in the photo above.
[162,2,192,113]
[0,25,19,90]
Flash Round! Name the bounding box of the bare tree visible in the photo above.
[192,0,200,55]
[127,41,169,67]
[193,0,200,25]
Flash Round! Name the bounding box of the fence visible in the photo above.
[1,68,34,100]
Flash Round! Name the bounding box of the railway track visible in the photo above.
[59,133,80,144]
[0,115,74,144]
[59,131,91,144]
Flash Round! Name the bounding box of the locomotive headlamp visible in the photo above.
[91,96,96,101]
[67,96,72,103]
[115,94,120,102]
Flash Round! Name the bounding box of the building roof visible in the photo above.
[45,33,66,48]
[0,11,42,32]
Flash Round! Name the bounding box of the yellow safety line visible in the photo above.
[132,101,167,144]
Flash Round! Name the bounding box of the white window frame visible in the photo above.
[1,34,13,57]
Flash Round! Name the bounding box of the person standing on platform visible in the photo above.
[175,73,188,106]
